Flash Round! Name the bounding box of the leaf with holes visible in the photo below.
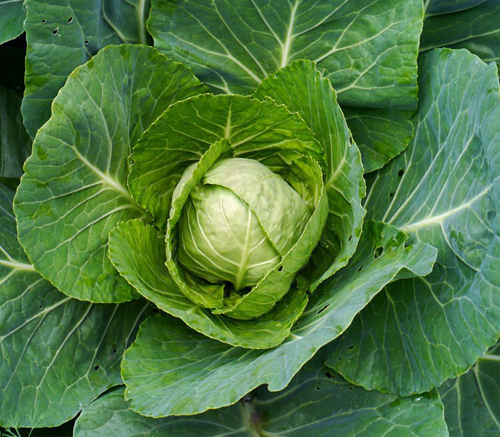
[74,359,448,437]
[253,60,365,290]
[120,220,436,417]
[22,0,154,138]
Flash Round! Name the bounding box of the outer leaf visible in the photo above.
[344,108,413,173]
[0,85,31,179]
[129,93,323,229]
[439,342,500,436]
[22,0,153,138]
[109,220,307,349]
[14,45,207,303]
[121,220,437,417]
[421,0,500,64]
[75,365,448,436]
[0,182,149,428]
[0,0,25,44]
[148,0,423,110]
[326,49,500,396]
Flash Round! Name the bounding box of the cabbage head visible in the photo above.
[177,158,311,293]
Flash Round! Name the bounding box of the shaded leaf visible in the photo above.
[439,341,500,436]
[344,107,413,173]
[0,85,31,180]
[425,0,487,15]
[22,0,153,137]
[0,46,25,96]
[421,0,500,64]
[2,419,74,436]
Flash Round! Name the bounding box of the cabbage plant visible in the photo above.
[1,0,500,436]
[14,43,364,350]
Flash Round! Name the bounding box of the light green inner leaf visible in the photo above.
[254,60,366,291]
[129,94,323,229]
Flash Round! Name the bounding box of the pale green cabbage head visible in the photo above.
[178,158,311,291]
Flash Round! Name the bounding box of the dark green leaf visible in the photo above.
[425,0,487,15]
[326,49,500,396]
[0,181,149,428]
[22,0,153,138]
[75,363,448,436]
[149,0,423,110]
[344,107,413,173]
[421,0,500,64]
[439,342,500,436]
[0,85,31,179]
[0,0,25,45]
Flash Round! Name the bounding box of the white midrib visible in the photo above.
[0,245,35,271]
[0,259,35,271]
[71,146,135,203]
[326,155,347,189]
[480,354,500,362]
[225,102,232,139]
[400,184,493,232]
[281,0,299,68]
